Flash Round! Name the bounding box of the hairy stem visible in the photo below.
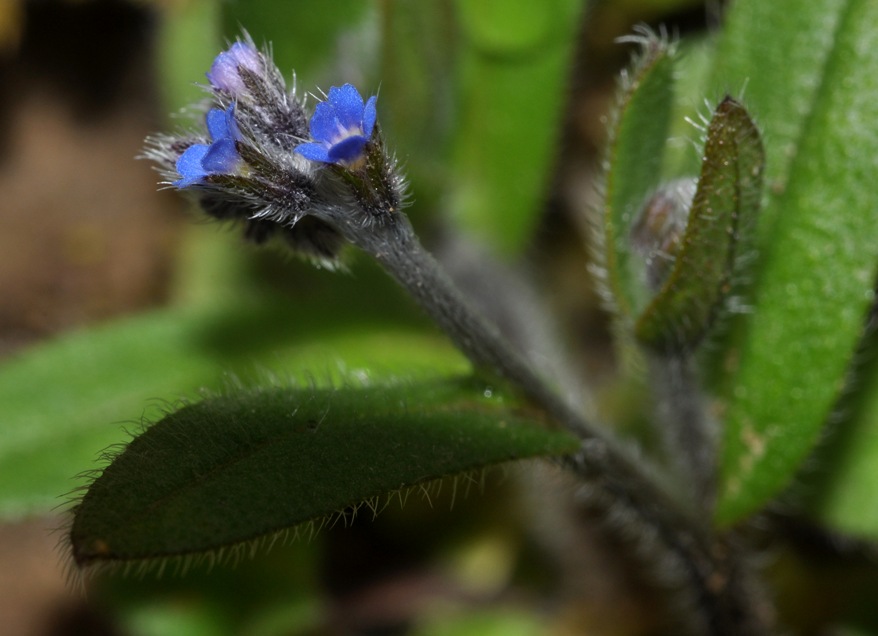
[649,352,719,512]
[348,214,587,437]
[340,211,770,635]
[563,448,771,635]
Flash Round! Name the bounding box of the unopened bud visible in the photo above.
[630,178,696,290]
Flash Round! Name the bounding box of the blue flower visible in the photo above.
[174,104,242,187]
[206,42,261,94]
[294,84,377,165]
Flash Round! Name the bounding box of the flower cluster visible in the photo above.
[144,37,404,265]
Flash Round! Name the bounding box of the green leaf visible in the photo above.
[0,309,221,520]
[0,250,468,520]
[69,379,579,566]
[599,34,676,322]
[802,322,878,540]
[448,0,582,256]
[714,0,878,524]
[376,1,456,206]
[711,0,849,207]
[635,97,764,349]
[809,391,878,540]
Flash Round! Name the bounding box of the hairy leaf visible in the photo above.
[69,379,579,566]
[599,33,676,321]
[711,0,848,206]
[635,97,764,349]
[714,0,878,523]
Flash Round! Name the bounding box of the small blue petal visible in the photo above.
[206,108,230,141]
[308,101,341,144]
[328,84,365,130]
[202,138,240,173]
[206,104,239,142]
[224,104,241,139]
[327,136,368,163]
[174,144,210,187]
[294,142,332,163]
[362,96,378,138]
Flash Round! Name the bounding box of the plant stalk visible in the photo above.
[339,210,771,635]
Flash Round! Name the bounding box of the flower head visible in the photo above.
[295,84,377,165]
[174,104,243,187]
[147,39,397,265]
[207,42,262,94]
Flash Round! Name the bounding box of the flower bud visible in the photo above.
[145,38,407,266]
[206,42,262,94]
[630,178,696,291]
[208,39,309,153]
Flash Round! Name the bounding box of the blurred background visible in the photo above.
[0,1,733,634]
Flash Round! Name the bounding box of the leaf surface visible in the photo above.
[70,379,579,565]
[713,0,878,523]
